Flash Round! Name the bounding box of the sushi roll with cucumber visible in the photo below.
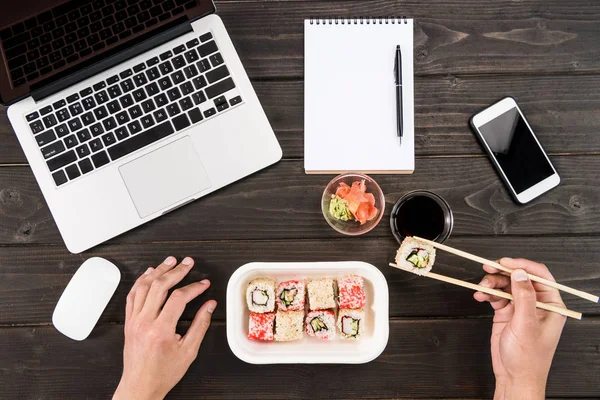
[246,278,276,313]
[337,309,365,339]
[307,278,337,310]
[305,310,336,340]
[396,237,436,276]
[276,280,305,311]
[274,310,304,342]
[248,312,275,341]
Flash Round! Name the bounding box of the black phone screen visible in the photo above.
[478,107,554,194]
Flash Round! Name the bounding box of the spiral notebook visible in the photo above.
[304,17,414,174]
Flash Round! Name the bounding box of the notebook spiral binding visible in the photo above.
[309,17,408,25]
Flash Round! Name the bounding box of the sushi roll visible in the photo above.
[337,275,366,309]
[305,310,336,340]
[276,280,306,311]
[395,237,436,276]
[337,309,365,339]
[307,278,337,310]
[246,278,276,313]
[248,312,275,341]
[274,310,304,342]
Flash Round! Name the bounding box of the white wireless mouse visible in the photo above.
[52,257,121,341]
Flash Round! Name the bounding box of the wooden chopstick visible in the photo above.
[389,263,582,320]
[413,236,599,304]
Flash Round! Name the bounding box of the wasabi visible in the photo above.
[329,196,353,221]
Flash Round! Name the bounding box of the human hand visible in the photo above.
[473,258,566,400]
[113,256,217,400]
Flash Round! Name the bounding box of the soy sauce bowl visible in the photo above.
[321,173,385,236]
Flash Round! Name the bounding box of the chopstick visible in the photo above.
[389,263,582,320]
[413,236,599,304]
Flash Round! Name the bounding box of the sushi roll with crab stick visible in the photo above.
[337,309,365,339]
[246,278,276,313]
[395,237,436,276]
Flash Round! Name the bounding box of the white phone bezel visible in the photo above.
[471,97,560,204]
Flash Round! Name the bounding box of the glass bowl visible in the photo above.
[321,173,385,236]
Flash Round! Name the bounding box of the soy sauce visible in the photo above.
[392,195,446,241]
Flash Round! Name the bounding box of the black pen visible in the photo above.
[394,45,403,145]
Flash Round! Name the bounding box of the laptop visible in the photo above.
[1,0,282,253]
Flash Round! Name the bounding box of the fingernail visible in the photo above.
[480,278,489,287]
[513,269,528,282]
[207,302,217,314]
[164,256,175,266]
[200,279,209,284]
[144,267,153,275]
[182,257,193,266]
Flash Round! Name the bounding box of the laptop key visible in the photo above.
[76,128,91,142]
[107,75,119,84]
[146,66,160,81]
[52,170,68,186]
[147,56,159,66]
[116,110,130,125]
[79,158,94,174]
[108,85,122,98]
[95,90,110,104]
[159,61,173,75]
[56,108,71,122]
[36,130,57,146]
[55,124,70,137]
[158,76,172,90]
[81,112,95,125]
[155,93,168,107]
[159,50,172,60]
[209,52,224,67]
[93,81,106,91]
[47,149,76,170]
[68,118,83,131]
[108,121,174,161]
[133,73,148,87]
[133,63,146,73]
[120,78,135,92]
[120,94,134,108]
[166,103,180,117]
[172,114,190,131]
[90,123,104,137]
[120,69,132,78]
[180,81,194,96]
[167,87,181,101]
[198,41,218,57]
[153,108,167,122]
[188,107,203,124]
[103,116,117,131]
[229,95,242,106]
[30,120,45,134]
[197,59,211,73]
[94,105,108,120]
[184,49,198,63]
[82,97,96,110]
[205,77,235,99]
[199,32,212,42]
[141,114,155,129]
[69,102,84,116]
[53,99,67,110]
[89,138,103,152]
[43,115,58,128]
[146,82,160,96]
[132,88,147,102]
[171,70,185,85]
[129,105,142,119]
[79,87,93,97]
[76,143,91,158]
[203,108,216,118]
[206,65,229,84]
[107,99,121,113]
[173,44,186,54]
[114,126,129,140]
[141,99,156,113]
[65,164,81,180]
[91,150,110,168]
[192,91,206,105]
[64,134,78,148]
[186,38,199,48]
[179,96,193,111]
[128,120,142,135]
[183,65,198,79]
[102,132,116,146]
[26,111,40,122]
[192,76,206,90]
[172,55,185,69]
[67,93,80,103]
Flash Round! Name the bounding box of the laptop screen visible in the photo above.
[0,0,215,105]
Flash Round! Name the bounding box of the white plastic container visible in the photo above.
[226,261,389,364]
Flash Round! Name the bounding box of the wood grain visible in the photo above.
[214,0,600,78]
[1,237,599,325]
[0,155,597,244]
[2,74,600,163]
[1,320,599,399]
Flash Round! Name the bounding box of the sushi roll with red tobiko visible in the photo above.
[337,275,366,309]
[248,312,275,341]
[276,280,305,311]
[305,310,336,340]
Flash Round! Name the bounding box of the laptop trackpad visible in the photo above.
[119,137,211,218]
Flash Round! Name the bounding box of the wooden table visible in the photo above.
[2,1,600,398]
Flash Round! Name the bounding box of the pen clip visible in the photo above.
[394,45,400,84]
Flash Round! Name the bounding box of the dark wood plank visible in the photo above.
[0,155,598,244]
[1,320,599,399]
[2,74,600,163]
[216,0,600,78]
[1,237,599,325]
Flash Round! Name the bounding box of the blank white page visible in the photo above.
[304,18,414,174]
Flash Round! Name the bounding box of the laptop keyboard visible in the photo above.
[0,0,199,89]
[25,32,243,187]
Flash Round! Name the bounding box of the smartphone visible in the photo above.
[470,97,560,204]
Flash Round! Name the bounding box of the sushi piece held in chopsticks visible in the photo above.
[337,309,365,339]
[276,280,305,311]
[246,278,276,313]
[395,237,436,276]
[305,310,336,340]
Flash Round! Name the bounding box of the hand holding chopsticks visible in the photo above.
[413,236,599,304]
[388,261,582,320]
